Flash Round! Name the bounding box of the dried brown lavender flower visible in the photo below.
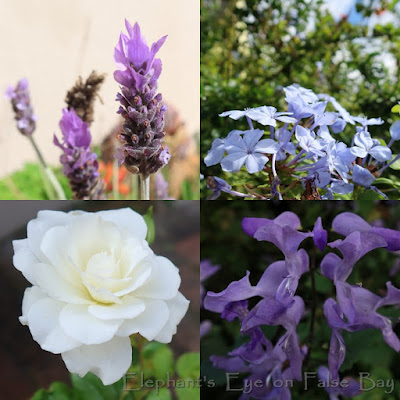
[65,71,106,125]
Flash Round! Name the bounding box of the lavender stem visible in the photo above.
[29,136,66,200]
[140,174,150,200]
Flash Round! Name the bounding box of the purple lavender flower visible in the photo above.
[114,20,168,177]
[54,108,105,200]
[5,78,37,136]
[154,172,174,200]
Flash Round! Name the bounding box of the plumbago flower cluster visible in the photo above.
[203,211,400,399]
[204,84,400,200]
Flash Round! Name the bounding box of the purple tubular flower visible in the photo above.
[114,20,169,177]
[321,230,387,282]
[54,108,105,200]
[313,216,328,252]
[200,259,220,307]
[324,282,400,352]
[332,212,400,251]
[317,366,361,400]
[200,320,212,338]
[5,78,37,136]
[242,211,301,236]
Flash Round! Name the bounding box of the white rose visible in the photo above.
[13,208,189,385]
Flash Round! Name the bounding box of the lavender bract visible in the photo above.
[114,20,169,177]
[54,108,105,200]
[5,78,37,136]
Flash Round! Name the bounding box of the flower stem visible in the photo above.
[139,174,150,200]
[112,158,119,199]
[377,153,400,174]
[305,246,317,367]
[28,136,66,200]
[286,149,305,167]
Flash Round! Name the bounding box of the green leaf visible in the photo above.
[152,345,175,380]
[181,180,195,200]
[71,373,123,400]
[176,353,200,380]
[31,389,50,400]
[143,206,155,245]
[358,189,385,200]
[391,104,400,114]
[146,388,172,400]
[176,386,199,400]
[48,382,76,400]
[389,157,400,170]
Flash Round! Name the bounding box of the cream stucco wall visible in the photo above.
[0,0,199,177]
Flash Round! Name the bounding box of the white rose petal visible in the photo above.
[62,336,132,386]
[97,208,148,240]
[26,297,81,354]
[12,239,40,286]
[88,296,146,320]
[19,286,47,325]
[133,256,181,300]
[13,207,189,385]
[116,299,170,340]
[59,304,122,345]
[154,292,190,343]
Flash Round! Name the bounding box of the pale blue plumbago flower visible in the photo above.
[317,125,335,143]
[330,180,354,195]
[318,94,355,125]
[221,130,279,174]
[219,108,258,120]
[287,94,316,120]
[353,115,384,128]
[284,84,319,104]
[352,164,376,187]
[275,128,296,161]
[295,126,325,157]
[330,118,347,133]
[204,130,242,166]
[246,106,297,127]
[309,142,355,182]
[206,176,254,200]
[310,101,338,129]
[203,82,400,199]
[350,131,392,162]
[352,164,388,199]
[389,121,400,147]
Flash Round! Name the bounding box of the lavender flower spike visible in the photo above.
[54,108,105,200]
[5,78,37,136]
[114,20,169,178]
